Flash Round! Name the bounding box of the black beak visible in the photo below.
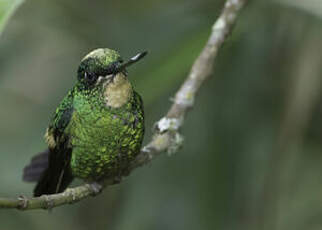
[115,51,148,74]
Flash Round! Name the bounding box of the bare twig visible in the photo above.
[0,0,247,210]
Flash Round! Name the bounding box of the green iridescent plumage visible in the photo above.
[23,48,146,196]
[67,84,144,180]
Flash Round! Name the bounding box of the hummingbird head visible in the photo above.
[77,48,147,88]
[77,48,147,107]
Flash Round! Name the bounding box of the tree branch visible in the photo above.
[0,0,247,210]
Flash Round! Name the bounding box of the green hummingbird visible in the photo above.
[23,48,147,197]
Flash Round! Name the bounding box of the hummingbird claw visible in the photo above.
[89,182,103,196]
[18,195,28,210]
[44,195,54,211]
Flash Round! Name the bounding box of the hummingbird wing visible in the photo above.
[29,91,75,196]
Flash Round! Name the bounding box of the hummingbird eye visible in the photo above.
[84,71,97,84]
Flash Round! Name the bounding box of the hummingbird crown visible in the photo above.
[77,48,123,88]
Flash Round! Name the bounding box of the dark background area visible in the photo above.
[1,0,322,229]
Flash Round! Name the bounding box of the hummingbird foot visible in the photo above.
[89,182,103,196]
[18,195,28,210]
[43,195,54,211]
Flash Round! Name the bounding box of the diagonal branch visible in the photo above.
[0,0,247,210]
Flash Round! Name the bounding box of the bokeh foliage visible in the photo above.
[0,0,322,230]
[0,0,23,36]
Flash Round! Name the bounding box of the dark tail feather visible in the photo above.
[23,149,49,182]
[23,148,74,197]
[33,166,73,197]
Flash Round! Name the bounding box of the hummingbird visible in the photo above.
[23,48,147,197]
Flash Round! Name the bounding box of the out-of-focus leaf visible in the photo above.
[0,0,23,36]
[276,0,322,18]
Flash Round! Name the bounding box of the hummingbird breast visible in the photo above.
[68,89,144,181]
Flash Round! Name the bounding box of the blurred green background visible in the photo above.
[1,0,322,229]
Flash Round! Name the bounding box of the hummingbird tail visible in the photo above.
[23,148,74,197]
[33,165,73,197]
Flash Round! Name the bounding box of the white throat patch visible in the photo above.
[104,73,132,108]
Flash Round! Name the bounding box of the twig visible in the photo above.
[0,0,247,210]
